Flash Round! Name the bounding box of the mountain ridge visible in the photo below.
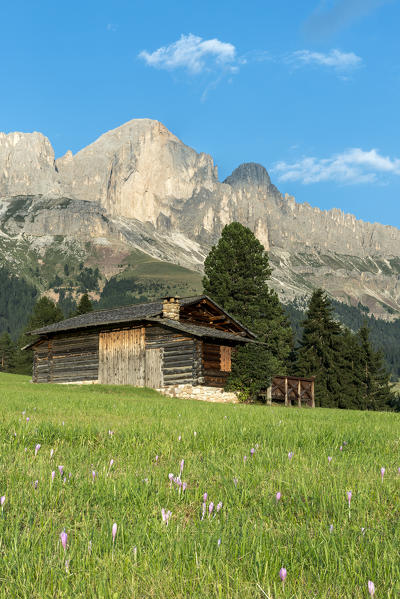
[0,118,399,319]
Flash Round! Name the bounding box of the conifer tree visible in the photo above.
[73,293,93,316]
[203,222,293,398]
[356,322,394,410]
[295,289,343,407]
[0,332,16,372]
[14,297,64,375]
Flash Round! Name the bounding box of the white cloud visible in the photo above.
[139,34,237,74]
[272,148,400,185]
[288,49,362,71]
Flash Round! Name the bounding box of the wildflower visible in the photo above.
[194,431,197,437]
[216,502,223,512]
[108,430,114,437]
[329,524,333,534]
[155,455,159,463]
[339,446,343,451]
[58,465,64,477]
[34,480,38,489]
[380,467,385,481]
[398,467,400,475]
[65,560,69,573]
[161,508,172,526]
[92,471,96,482]
[361,527,366,536]
[328,456,332,463]
[182,482,187,492]
[201,502,206,520]
[217,538,221,546]
[60,530,67,551]
[279,567,287,589]
[51,471,55,482]
[50,449,54,458]
[1,495,5,509]
[203,492,208,502]
[368,581,375,597]
[26,417,30,423]
[168,473,174,484]
[288,451,293,460]
[180,459,184,475]
[133,546,137,563]
[112,522,117,543]
[178,435,181,441]
[209,502,214,515]
[347,491,352,507]
[243,455,247,464]
[63,477,66,484]
[109,459,114,469]
[250,448,255,456]
[34,444,41,456]
[276,492,281,503]
[88,540,92,554]
[233,477,238,487]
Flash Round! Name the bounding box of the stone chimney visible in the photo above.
[162,296,181,320]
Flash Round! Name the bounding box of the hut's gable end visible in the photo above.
[180,298,247,336]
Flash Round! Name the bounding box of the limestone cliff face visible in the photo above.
[0,118,399,317]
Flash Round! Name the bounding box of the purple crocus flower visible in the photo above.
[112,522,117,543]
[340,445,343,451]
[208,502,214,515]
[288,451,293,460]
[380,467,385,481]
[0,495,5,508]
[92,470,96,482]
[203,492,208,502]
[250,448,255,457]
[279,567,287,586]
[50,449,54,458]
[34,480,38,489]
[328,456,332,463]
[155,455,159,463]
[178,435,181,442]
[34,444,41,456]
[201,502,206,520]
[243,455,247,464]
[63,477,66,484]
[161,509,172,526]
[216,502,223,512]
[109,459,114,469]
[398,467,400,475]
[347,491,352,506]
[217,538,221,546]
[182,482,187,492]
[51,471,55,482]
[276,492,281,503]
[368,580,375,597]
[180,459,184,475]
[58,465,64,477]
[26,417,29,423]
[60,530,67,551]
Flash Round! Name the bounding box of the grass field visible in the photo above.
[0,374,399,598]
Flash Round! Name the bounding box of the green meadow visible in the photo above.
[0,373,399,599]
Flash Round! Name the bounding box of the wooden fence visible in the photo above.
[264,375,315,407]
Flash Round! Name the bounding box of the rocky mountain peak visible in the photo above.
[224,162,272,188]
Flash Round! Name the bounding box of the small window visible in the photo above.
[220,346,232,372]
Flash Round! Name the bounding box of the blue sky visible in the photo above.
[1,0,399,227]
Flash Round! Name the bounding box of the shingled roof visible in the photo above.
[29,295,256,338]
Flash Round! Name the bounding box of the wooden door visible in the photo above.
[145,348,163,388]
[99,328,145,385]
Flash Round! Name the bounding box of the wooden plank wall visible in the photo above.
[146,326,199,386]
[34,333,99,383]
[202,342,230,387]
[98,328,145,385]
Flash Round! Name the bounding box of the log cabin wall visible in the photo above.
[33,332,99,383]
[202,342,232,387]
[145,325,199,386]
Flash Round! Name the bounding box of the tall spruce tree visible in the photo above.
[295,289,343,407]
[356,322,394,410]
[15,297,64,375]
[203,222,293,399]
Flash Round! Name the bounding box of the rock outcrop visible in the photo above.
[0,118,399,317]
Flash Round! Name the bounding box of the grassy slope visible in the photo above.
[0,373,400,598]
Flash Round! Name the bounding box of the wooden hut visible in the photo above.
[24,296,255,393]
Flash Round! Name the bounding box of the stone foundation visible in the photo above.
[157,384,239,403]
